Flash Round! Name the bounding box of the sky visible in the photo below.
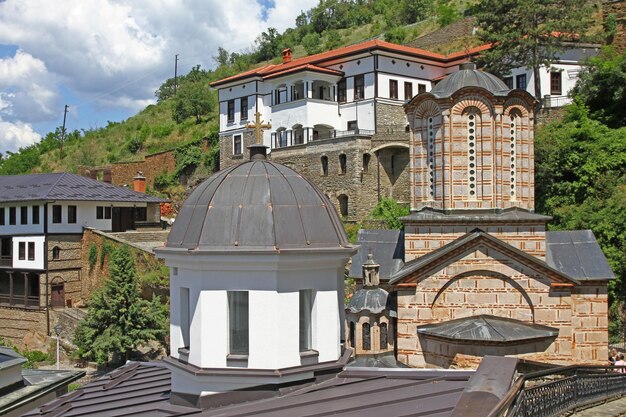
[0,0,318,154]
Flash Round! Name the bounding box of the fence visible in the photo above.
[490,364,626,417]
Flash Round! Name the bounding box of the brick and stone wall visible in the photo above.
[48,235,83,308]
[395,251,608,368]
[0,308,47,348]
[404,223,547,260]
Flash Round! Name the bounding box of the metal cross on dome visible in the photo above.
[245,112,272,145]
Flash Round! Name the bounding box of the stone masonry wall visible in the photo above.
[404,223,547,260]
[0,308,47,348]
[219,131,255,170]
[48,235,83,308]
[395,250,606,368]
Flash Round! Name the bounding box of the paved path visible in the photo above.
[571,397,626,416]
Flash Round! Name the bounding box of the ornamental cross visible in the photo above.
[245,112,271,145]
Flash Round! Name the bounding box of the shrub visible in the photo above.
[88,244,98,271]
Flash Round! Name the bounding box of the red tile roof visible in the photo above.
[210,39,491,87]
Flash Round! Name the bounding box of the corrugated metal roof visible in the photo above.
[349,229,404,279]
[22,362,196,417]
[429,62,511,98]
[347,287,390,314]
[417,315,559,343]
[0,173,165,203]
[546,230,615,281]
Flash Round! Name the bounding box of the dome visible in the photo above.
[430,62,511,98]
[347,288,390,314]
[165,146,350,252]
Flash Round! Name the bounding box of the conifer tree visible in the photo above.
[474,0,593,101]
[75,245,167,365]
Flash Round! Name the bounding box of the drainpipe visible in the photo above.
[44,202,50,336]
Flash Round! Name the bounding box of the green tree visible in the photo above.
[571,48,626,129]
[474,0,593,100]
[172,67,215,124]
[385,26,407,44]
[302,33,322,55]
[74,246,167,365]
[371,198,410,230]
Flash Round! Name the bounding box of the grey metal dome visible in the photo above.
[347,288,390,314]
[164,146,350,252]
[430,62,510,98]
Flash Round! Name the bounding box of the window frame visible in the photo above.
[516,74,527,90]
[228,291,249,355]
[20,206,28,225]
[354,75,365,100]
[337,78,347,103]
[67,205,77,224]
[233,134,243,156]
[0,207,4,226]
[28,242,35,261]
[299,289,314,352]
[227,99,235,123]
[52,246,61,260]
[19,242,26,260]
[32,206,39,225]
[240,96,248,120]
[550,71,562,95]
[404,81,413,100]
[418,83,426,94]
[52,205,62,224]
[104,206,112,220]
[389,79,398,100]
[96,206,104,220]
[9,207,16,225]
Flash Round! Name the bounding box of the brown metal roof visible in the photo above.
[0,173,166,204]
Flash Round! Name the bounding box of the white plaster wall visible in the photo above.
[46,201,143,234]
[337,100,375,131]
[378,72,432,101]
[327,55,374,77]
[377,56,446,80]
[218,81,258,102]
[271,99,341,130]
[12,235,45,270]
[0,203,45,235]
[508,62,583,102]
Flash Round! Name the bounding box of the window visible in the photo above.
[0,208,4,225]
[389,79,398,100]
[227,100,235,122]
[52,246,60,260]
[404,82,413,100]
[19,242,25,260]
[228,291,249,355]
[349,322,355,348]
[339,154,347,174]
[338,194,348,217]
[180,287,190,348]
[354,75,364,100]
[418,83,426,94]
[32,206,39,225]
[362,322,371,350]
[321,156,328,176]
[104,206,112,220]
[240,96,248,120]
[337,79,347,103]
[52,205,62,223]
[503,77,514,89]
[134,207,147,221]
[516,74,527,90]
[550,71,562,95]
[9,207,16,225]
[465,109,480,198]
[96,206,103,219]
[347,120,357,131]
[0,238,10,258]
[67,206,77,224]
[299,290,314,352]
[380,322,388,349]
[20,207,28,225]
[28,242,34,261]
[233,135,242,155]
[363,153,371,173]
[427,116,436,199]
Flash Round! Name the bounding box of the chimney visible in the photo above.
[103,169,112,184]
[282,48,293,64]
[133,171,146,193]
[362,253,380,287]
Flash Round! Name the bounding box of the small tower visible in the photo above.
[346,254,395,361]
[156,145,356,408]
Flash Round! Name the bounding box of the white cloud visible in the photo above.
[0,0,313,135]
[0,120,41,153]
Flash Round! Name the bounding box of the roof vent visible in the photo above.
[282,48,293,64]
[460,62,477,71]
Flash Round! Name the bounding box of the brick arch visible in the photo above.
[414,100,441,121]
[451,97,492,117]
[430,269,536,322]
[504,98,530,118]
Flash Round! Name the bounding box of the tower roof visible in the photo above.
[163,147,351,252]
[430,62,511,98]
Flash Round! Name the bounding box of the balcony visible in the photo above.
[0,294,40,309]
[541,95,572,108]
[0,257,11,268]
[271,128,374,149]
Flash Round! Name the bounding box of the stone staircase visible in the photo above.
[51,307,88,340]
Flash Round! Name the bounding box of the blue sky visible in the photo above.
[0,0,315,154]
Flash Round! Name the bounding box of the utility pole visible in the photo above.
[174,54,179,95]
[60,104,69,159]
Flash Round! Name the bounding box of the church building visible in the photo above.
[348,62,613,368]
